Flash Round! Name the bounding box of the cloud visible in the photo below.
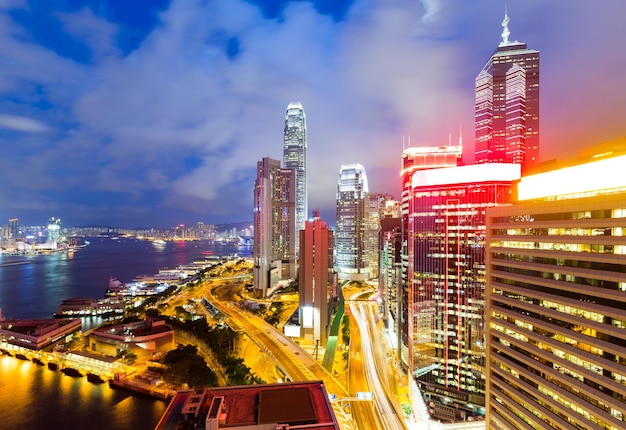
[55,8,120,59]
[0,0,625,227]
[0,114,51,132]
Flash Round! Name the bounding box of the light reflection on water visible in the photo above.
[0,238,249,429]
[0,356,168,430]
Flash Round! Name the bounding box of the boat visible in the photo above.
[152,239,166,247]
[87,373,105,384]
[33,357,45,366]
[15,353,29,361]
[61,367,83,377]
[48,362,59,371]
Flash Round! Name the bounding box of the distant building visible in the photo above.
[88,318,174,358]
[367,193,394,279]
[475,9,540,168]
[379,212,402,358]
[335,164,369,281]
[283,102,307,245]
[253,157,296,298]
[408,162,521,408]
[8,217,18,239]
[47,217,62,249]
[485,152,626,429]
[155,381,340,430]
[0,318,81,350]
[298,211,331,346]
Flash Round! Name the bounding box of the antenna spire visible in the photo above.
[500,3,510,46]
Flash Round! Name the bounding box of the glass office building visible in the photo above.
[486,153,626,429]
[408,163,520,406]
[475,11,539,168]
[283,102,307,238]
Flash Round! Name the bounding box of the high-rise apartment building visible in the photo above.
[400,145,463,368]
[283,102,307,240]
[298,211,331,346]
[408,162,520,409]
[475,10,539,168]
[253,157,296,298]
[486,153,626,430]
[335,164,369,281]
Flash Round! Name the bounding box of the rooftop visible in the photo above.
[155,381,340,430]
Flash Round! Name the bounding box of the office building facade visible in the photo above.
[486,153,626,429]
[283,102,307,239]
[475,11,539,168]
[408,162,520,407]
[298,212,331,346]
[253,157,296,298]
[400,145,463,368]
[335,164,369,281]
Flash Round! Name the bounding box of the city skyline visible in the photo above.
[1,0,625,228]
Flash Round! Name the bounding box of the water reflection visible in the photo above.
[0,356,167,430]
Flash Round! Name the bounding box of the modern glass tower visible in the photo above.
[335,164,369,281]
[475,9,540,168]
[283,102,307,238]
[408,162,520,410]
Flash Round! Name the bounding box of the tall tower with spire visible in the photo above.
[475,7,540,168]
[283,102,307,242]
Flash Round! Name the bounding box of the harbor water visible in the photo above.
[0,237,250,430]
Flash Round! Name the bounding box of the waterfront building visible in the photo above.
[0,318,81,350]
[253,157,296,298]
[475,9,540,168]
[283,102,307,245]
[54,296,126,317]
[88,318,174,358]
[155,381,340,430]
[400,145,463,369]
[46,217,62,249]
[485,152,626,429]
[298,211,331,346]
[335,164,369,281]
[407,162,520,412]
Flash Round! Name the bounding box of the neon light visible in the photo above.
[517,154,626,200]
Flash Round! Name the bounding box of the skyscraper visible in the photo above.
[335,164,369,281]
[253,157,296,298]
[400,145,463,368]
[283,102,307,238]
[408,162,520,410]
[475,9,540,168]
[485,152,626,429]
[298,211,331,346]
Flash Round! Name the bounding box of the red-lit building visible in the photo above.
[400,145,463,369]
[407,162,520,408]
[475,11,539,168]
[298,211,332,346]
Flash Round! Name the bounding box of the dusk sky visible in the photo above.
[1,0,625,228]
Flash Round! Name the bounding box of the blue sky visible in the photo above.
[1,0,625,228]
